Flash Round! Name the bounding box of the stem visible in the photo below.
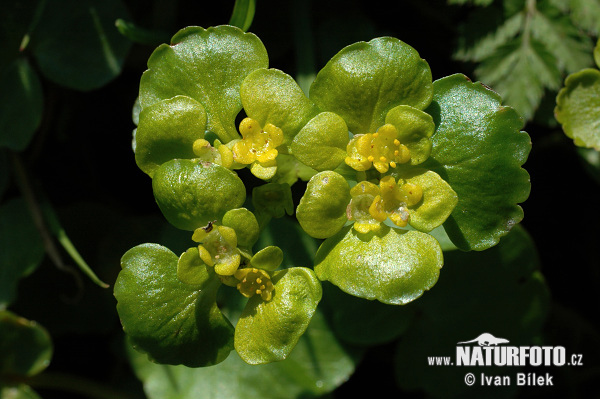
[10,152,85,300]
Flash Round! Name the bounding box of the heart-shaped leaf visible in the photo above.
[424,74,531,251]
[0,311,52,377]
[309,37,433,134]
[152,159,246,231]
[177,247,210,285]
[555,68,600,150]
[115,243,234,367]
[296,171,351,239]
[240,68,319,150]
[139,25,268,143]
[135,96,207,177]
[314,225,443,305]
[235,267,322,364]
[291,112,349,171]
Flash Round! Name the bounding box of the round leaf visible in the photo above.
[0,58,43,151]
[139,25,268,143]
[390,168,458,233]
[314,225,443,305]
[30,0,132,90]
[385,104,435,165]
[152,159,246,231]
[114,243,234,367]
[555,68,600,150]
[250,246,283,271]
[135,96,207,177]
[177,247,210,285]
[222,208,260,248]
[235,267,322,364]
[296,171,351,239]
[309,36,433,134]
[240,68,319,149]
[127,309,358,399]
[424,74,531,251]
[291,112,349,171]
[0,311,52,377]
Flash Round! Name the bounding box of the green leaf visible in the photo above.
[309,36,433,134]
[229,0,256,31]
[0,198,44,309]
[0,58,43,151]
[390,168,458,233]
[235,267,322,364]
[425,74,531,251]
[296,171,351,239]
[177,247,210,285]
[291,112,349,171]
[30,0,132,91]
[0,0,40,70]
[269,154,318,186]
[128,309,359,399]
[139,25,268,143]
[240,68,319,151]
[385,105,435,165]
[0,310,52,377]
[252,182,294,219]
[250,246,283,271]
[115,244,234,367]
[254,215,320,269]
[314,225,443,305]
[152,159,246,231]
[135,96,207,177]
[222,208,260,248]
[115,19,170,46]
[555,68,600,150]
[321,282,416,346]
[394,226,549,398]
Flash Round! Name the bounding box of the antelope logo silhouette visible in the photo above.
[457,333,509,346]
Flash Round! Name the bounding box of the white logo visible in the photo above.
[457,333,509,347]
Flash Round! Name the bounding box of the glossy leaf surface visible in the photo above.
[314,226,443,305]
[128,309,358,399]
[235,267,322,364]
[555,68,600,150]
[310,37,433,134]
[296,171,350,239]
[139,25,268,142]
[152,159,246,231]
[135,96,207,177]
[424,74,531,251]
[222,208,260,248]
[114,244,234,367]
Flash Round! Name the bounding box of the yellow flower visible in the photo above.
[234,267,274,301]
[232,117,284,179]
[345,124,411,173]
[347,176,423,233]
[192,224,241,276]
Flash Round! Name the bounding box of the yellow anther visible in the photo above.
[345,124,411,172]
[234,267,274,301]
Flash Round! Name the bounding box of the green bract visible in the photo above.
[555,39,600,150]
[117,24,532,368]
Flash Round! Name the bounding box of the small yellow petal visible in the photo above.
[214,253,241,276]
[402,183,423,206]
[218,144,234,169]
[192,138,211,156]
[239,117,261,138]
[256,148,278,163]
[368,195,387,222]
[198,245,214,267]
